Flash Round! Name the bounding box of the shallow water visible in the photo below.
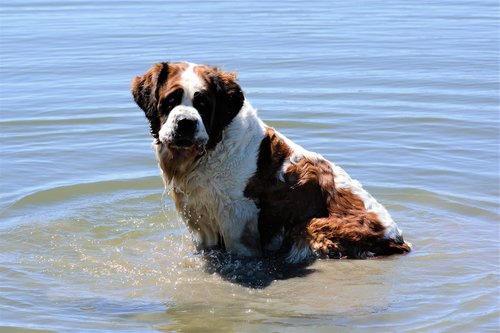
[1,0,499,332]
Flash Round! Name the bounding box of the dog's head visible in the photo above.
[131,62,244,156]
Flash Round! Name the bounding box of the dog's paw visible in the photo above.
[310,236,344,259]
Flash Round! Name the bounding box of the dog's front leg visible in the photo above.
[218,206,262,257]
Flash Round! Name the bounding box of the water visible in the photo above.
[0,0,498,331]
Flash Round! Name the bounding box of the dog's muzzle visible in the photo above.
[158,106,209,150]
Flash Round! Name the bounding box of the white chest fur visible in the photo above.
[161,102,267,256]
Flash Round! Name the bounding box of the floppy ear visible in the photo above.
[208,70,244,147]
[131,62,169,140]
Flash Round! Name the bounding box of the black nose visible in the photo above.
[175,118,197,139]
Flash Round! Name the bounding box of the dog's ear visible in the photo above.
[131,62,169,118]
[213,70,244,120]
[131,62,169,140]
[207,70,244,147]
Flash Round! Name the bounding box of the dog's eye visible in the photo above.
[167,97,176,105]
[161,89,183,114]
[193,91,211,114]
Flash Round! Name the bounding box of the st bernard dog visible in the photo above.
[131,62,411,263]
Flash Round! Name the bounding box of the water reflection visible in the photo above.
[202,250,315,289]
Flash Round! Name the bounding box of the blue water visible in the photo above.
[0,1,498,332]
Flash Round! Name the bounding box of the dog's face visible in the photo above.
[131,62,244,156]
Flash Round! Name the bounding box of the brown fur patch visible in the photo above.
[244,127,296,247]
[245,128,335,249]
[244,127,292,197]
[293,159,410,258]
[245,130,410,259]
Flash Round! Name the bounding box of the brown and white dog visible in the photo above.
[131,62,411,263]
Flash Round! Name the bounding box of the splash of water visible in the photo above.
[161,185,191,252]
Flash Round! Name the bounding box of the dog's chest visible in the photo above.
[172,173,220,223]
[172,156,258,225]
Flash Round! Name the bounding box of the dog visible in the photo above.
[131,62,411,263]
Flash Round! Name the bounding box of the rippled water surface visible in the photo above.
[1,1,499,332]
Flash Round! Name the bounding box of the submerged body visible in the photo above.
[132,62,411,263]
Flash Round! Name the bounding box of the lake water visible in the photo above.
[0,0,499,332]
